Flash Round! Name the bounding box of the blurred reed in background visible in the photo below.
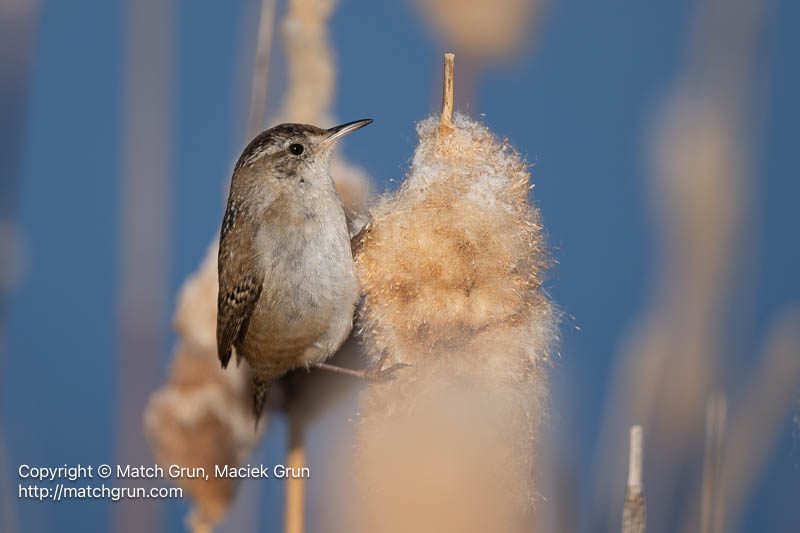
[1,3,39,533]
[587,0,800,532]
[116,0,174,531]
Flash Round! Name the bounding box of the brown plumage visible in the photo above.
[216,120,371,420]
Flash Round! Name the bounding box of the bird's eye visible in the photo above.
[289,143,304,155]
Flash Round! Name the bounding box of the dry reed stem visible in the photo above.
[414,0,542,111]
[0,3,36,526]
[439,53,455,131]
[699,394,726,533]
[627,426,643,491]
[117,1,172,531]
[284,420,306,533]
[413,0,542,114]
[622,425,645,533]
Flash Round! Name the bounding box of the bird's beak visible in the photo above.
[321,118,373,147]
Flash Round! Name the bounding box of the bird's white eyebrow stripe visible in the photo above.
[241,147,271,167]
[235,130,277,169]
[236,129,312,169]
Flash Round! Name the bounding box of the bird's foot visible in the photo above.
[363,362,412,383]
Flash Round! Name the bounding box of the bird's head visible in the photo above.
[233,119,372,186]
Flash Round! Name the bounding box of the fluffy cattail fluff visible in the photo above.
[356,114,554,368]
[353,113,556,532]
[144,245,263,531]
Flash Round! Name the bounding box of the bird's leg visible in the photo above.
[313,352,410,383]
[251,376,270,429]
[312,363,373,379]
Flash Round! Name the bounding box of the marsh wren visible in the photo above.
[217,119,375,421]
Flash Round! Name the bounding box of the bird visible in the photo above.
[217,119,397,422]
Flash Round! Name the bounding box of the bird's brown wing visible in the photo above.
[216,201,265,369]
[217,272,263,368]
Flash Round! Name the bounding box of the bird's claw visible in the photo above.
[364,362,412,383]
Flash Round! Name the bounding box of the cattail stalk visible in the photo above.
[0,2,39,531]
[700,394,726,533]
[116,1,172,531]
[413,0,541,110]
[622,426,645,533]
[284,419,306,533]
[439,53,454,130]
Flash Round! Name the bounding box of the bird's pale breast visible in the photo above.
[242,188,359,378]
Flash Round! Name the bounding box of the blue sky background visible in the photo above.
[2,0,799,531]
